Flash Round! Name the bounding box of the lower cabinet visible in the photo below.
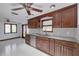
[63,46,73,56]
[36,36,50,54]
[30,35,36,48]
[25,34,30,45]
[55,42,63,56]
[49,39,55,55]
[54,40,76,56]
[73,44,79,56]
[25,35,79,56]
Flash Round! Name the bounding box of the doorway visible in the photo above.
[22,24,27,38]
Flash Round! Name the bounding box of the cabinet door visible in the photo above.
[36,36,49,54]
[73,44,79,56]
[62,5,77,28]
[49,39,55,55]
[53,11,62,28]
[28,20,31,28]
[63,46,73,56]
[28,20,32,28]
[28,19,40,28]
[55,44,63,56]
[36,19,40,28]
[32,20,35,28]
[54,40,63,56]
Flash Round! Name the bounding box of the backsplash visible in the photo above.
[76,25,79,39]
[29,28,77,38]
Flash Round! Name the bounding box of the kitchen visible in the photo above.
[24,3,79,56]
[0,3,79,56]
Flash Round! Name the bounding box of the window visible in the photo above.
[42,19,53,32]
[12,24,17,33]
[4,24,17,34]
[4,24,11,33]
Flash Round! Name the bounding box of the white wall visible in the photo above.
[0,21,22,40]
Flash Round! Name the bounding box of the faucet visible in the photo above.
[45,29,48,36]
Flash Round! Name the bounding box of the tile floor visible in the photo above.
[0,38,49,56]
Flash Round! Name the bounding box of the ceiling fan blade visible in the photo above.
[11,12,18,15]
[26,10,31,15]
[11,7,24,11]
[30,7,43,12]
[27,3,33,7]
[21,3,31,15]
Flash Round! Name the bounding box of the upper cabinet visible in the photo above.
[28,18,40,28]
[28,4,77,28]
[53,4,77,28]
[53,11,62,28]
[61,4,77,28]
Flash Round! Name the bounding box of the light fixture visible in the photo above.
[50,5,55,8]
[5,18,10,22]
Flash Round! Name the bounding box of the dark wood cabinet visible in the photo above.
[53,4,77,28]
[49,39,55,55]
[28,4,77,28]
[28,19,32,28]
[28,18,40,28]
[54,40,63,56]
[53,11,62,28]
[54,40,76,56]
[49,39,77,56]
[62,41,76,56]
[36,36,50,54]
[25,35,79,56]
[73,44,79,56]
[36,36,76,56]
[63,46,73,56]
[61,5,77,28]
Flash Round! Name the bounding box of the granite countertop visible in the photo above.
[27,34,78,43]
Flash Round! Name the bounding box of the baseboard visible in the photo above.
[0,36,20,41]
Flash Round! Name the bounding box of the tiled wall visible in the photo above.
[29,28,77,38]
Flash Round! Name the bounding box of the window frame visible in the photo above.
[4,23,11,34]
[11,24,17,33]
[4,23,17,34]
[42,19,53,32]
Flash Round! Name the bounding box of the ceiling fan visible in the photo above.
[11,3,43,15]
[11,12,18,15]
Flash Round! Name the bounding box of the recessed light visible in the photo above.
[50,5,55,8]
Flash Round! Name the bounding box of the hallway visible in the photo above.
[0,38,49,56]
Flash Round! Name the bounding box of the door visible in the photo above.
[22,24,27,38]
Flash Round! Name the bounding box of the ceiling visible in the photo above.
[0,3,74,24]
